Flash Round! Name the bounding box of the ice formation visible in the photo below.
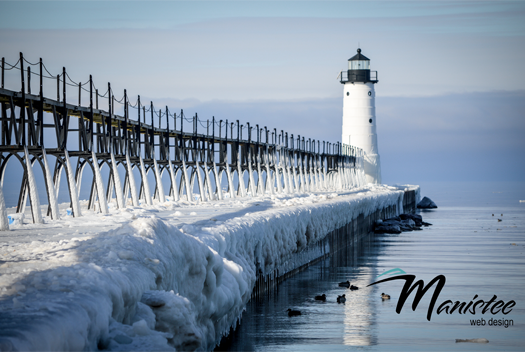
[42,148,59,220]
[0,183,8,231]
[110,152,125,210]
[139,155,153,206]
[0,185,416,351]
[92,151,108,214]
[152,155,166,203]
[23,147,43,224]
[64,150,82,217]
[125,152,139,207]
[168,160,180,202]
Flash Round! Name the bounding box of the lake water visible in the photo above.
[217,181,525,351]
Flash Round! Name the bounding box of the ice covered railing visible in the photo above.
[0,53,367,230]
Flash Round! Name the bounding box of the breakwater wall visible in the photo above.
[250,188,417,299]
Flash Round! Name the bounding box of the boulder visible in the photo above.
[400,219,416,231]
[374,213,432,234]
[374,224,402,234]
[417,196,438,209]
[400,213,423,226]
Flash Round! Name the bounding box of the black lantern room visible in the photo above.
[340,48,378,84]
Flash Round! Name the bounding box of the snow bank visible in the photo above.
[0,185,406,351]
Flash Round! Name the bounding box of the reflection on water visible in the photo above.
[218,233,382,351]
[218,205,525,351]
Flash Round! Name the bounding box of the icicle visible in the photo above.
[303,157,309,192]
[287,153,294,193]
[91,151,108,214]
[344,164,347,189]
[168,160,179,202]
[0,184,9,230]
[195,160,207,202]
[315,157,321,191]
[298,156,305,193]
[291,156,299,193]
[308,157,316,192]
[181,158,192,202]
[256,155,265,196]
[152,154,166,203]
[323,159,329,190]
[213,162,223,200]
[125,152,139,206]
[76,164,84,199]
[265,151,274,195]
[282,156,290,194]
[237,158,247,197]
[64,150,81,216]
[42,148,59,220]
[225,165,236,199]
[311,156,317,191]
[54,165,62,200]
[344,163,349,189]
[315,157,322,191]
[204,162,215,201]
[110,152,125,209]
[281,151,290,194]
[346,164,351,189]
[247,152,256,197]
[139,155,153,205]
[274,150,283,194]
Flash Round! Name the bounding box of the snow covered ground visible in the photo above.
[0,185,412,351]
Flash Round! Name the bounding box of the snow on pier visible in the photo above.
[0,185,413,351]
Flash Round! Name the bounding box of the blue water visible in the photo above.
[218,182,525,351]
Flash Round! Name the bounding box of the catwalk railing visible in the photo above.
[0,53,367,230]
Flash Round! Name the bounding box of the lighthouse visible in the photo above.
[340,48,382,184]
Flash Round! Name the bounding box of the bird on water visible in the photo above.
[315,294,326,301]
[381,293,391,300]
[350,285,359,290]
[287,308,301,316]
[338,281,351,288]
[337,294,346,303]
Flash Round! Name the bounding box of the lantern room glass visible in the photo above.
[349,60,370,70]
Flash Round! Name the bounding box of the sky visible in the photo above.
[1,1,524,196]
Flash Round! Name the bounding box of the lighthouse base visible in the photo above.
[364,153,382,184]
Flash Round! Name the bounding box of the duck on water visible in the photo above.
[287,309,301,316]
[338,281,359,290]
[315,294,326,301]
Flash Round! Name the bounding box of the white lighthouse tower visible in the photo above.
[341,48,382,184]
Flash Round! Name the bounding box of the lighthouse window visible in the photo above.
[349,60,370,70]
[368,91,372,96]
[369,119,373,124]
[346,92,349,96]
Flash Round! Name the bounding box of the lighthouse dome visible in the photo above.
[340,48,377,84]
